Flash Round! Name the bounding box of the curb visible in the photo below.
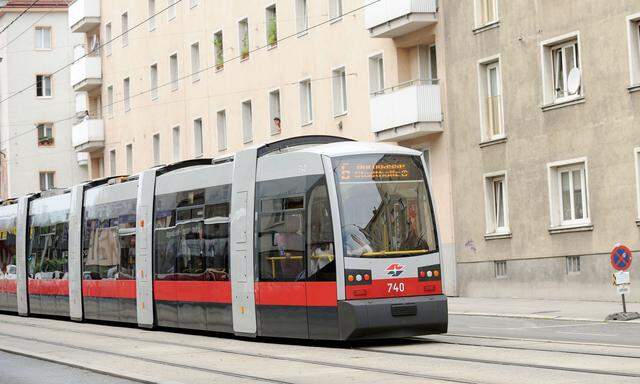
[449,311,640,324]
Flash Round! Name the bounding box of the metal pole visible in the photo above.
[622,293,627,313]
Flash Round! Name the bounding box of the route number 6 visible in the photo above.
[387,282,405,293]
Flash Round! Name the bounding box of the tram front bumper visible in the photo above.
[338,295,448,340]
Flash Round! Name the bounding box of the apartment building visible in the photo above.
[0,0,88,199]
[68,0,458,294]
[444,0,640,301]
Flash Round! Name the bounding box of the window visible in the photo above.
[36,123,54,146]
[541,34,581,106]
[148,0,156,31]
[105,23,112,55]
[299,79,313,125]
[153,134,160,165]
[168,0,177,20]
[329,0,343,19]
[35,27,51,49]
[170,53,178,91]
[150,64,158,100]
[242,100,253,143]
[123,77,131,112]
[547,159,590,228]
[332,67,347,116]
[635,148,640,220]
[36,75,52,97]
[238,19,249,60]
[109,150,116,176]
[39,172,54,191]
[368,54,384,94]
[172,126,180,161]
[126,144,133,174]
[269,89,281,135]
[217,110,227,151]
[214,30,224,70]
[190,0,198,8]
[566,256,580,274]
[484,172,509,236]
[193,118,203,157]
[419,44,437,80]
[626,15,640,87]
[478,57,504,141]
[27,206,69,283]
[107,85,114,116]
[495,261,507,278]
[265,5,277,47]
[190,42,200,82]
[476,0,498,26]
[296,0,309,35]
[121,12,128,47]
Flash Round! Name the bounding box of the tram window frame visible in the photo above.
[0,213,18,278]
[27,209,70,280]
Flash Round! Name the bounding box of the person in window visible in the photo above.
[273,117,281,130]
[84,110,90,120]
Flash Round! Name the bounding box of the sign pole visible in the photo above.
[622,293,627,313]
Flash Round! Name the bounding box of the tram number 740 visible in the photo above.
[387,282,406,293]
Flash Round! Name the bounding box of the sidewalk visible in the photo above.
[448,296,640,323]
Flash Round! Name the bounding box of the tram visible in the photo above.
[0,136,447,340]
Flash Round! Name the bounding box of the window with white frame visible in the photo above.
[548,159,590,228]
[269,89,281,135]
[332,66,347,116]
[126,144,133,174]
[299,79,313,125]
[626,15,640,87]
[150,64,158,100]
[172,126,180,161]
[105,23,112,55]
[296,0,309,34]
[109,150,116,176]
[238,19,249,60]
[36,123,54,146]
[190,0,198,8]
[217,110,227,151]
[191,42,200,82]
[123,77,131,112]
[153,134,160,166]
[121,12,128,47]
[368,54,384,94]
[242,100,253,143]
[170,53,178,90]
[107,85,114,116]
[193,118,203,157]
[36,75,52,97]
[39,172,54,191]
[478,58,504,141]
[329,0,343,19]
[35,27,51,49]
[168,0,177,20]
[265,5,277,47]
[484,172,509,235]
[418,44,437,81]
[635,147,640,220]
[541,34,581,105]
[476,0,498,27]
[148,0,156,31]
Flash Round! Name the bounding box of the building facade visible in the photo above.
[444,0,640,302]
[0,0,88,199]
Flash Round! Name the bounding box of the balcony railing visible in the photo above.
[370,79,442,142]
[72,118,104,153]
[70,55,102,92]
[364,0,438,38]
[69,0,101,33]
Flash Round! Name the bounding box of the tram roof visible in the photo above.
[296,141,421,158]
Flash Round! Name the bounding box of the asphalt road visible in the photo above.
[0,351,138,384]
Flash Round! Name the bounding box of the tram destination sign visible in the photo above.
[338,157,422,182]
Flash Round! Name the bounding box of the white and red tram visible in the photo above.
[0,136,447,340]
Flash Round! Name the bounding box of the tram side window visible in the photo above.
[257,175,335,282]
[0,216,17,278]
[82,199,137,280]
[27,210,70,280]
[154,184,231,281]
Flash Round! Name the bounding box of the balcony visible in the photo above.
[364,0,437,38]
[370,79,442,142]
[72,118,104,152]
[70,56,102,92]
[76,152,89,166]
[69,0,101,33]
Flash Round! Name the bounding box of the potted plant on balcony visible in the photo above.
[38,136,54,146]
[214,35,224,70]
[240,33,249,60]
[267,17,277,47]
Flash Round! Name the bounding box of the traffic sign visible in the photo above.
[610,245,632,271]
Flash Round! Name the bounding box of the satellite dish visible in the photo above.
[567,67,581,95]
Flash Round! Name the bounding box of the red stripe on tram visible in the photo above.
[153,281,232,303]
[28,279,69,296]
[255,282,338,307]
[82,280,137,299]
[0,280,17,294]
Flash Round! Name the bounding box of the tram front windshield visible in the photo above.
[333,154,438,258]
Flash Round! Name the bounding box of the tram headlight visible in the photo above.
[345,269,372,285]
[418,265,441,281]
